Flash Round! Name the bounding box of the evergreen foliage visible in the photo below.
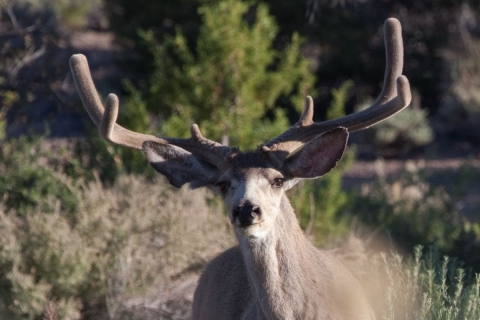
[0,110,79,215]
[355,98,434,156]
[376,246,480,319]
[136,0,314,149]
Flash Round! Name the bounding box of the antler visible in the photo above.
[69,54,232,167]
[261,18,412,164]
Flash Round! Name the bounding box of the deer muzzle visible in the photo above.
[233,202,262,227]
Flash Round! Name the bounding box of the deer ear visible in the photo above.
[283,127,348,179]
[142,141,219,189]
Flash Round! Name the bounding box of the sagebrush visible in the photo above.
[0,174,233,319]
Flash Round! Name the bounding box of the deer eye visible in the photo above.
[272,178,284,188]
[215,181,230,194]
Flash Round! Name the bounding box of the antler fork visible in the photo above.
[69,54,232,167]
[71,18,411,168]
[261,18,412,164]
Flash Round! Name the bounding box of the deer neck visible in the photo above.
[237,195,322,319]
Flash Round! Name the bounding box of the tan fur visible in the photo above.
[193,164,375,320]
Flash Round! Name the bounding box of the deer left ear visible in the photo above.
[143,141,220,189]
[283,127,348,179]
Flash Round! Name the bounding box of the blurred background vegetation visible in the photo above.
[1,0,480,318]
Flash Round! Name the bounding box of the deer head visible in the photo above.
[70,18,411,240]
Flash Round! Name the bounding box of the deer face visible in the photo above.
[71,18,410,243]
[214,155,287,238]
[142,128,350,238]
[141,128,349,239]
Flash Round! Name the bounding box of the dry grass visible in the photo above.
[0,174,235,319]
[2,170,479,319]
[82,175,235,319]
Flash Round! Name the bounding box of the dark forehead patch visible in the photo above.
[230,151,278,179]
[220,150,281,180]
[228,150,271,170]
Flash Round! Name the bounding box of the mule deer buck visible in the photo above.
[70,18,411,320]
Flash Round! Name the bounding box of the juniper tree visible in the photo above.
[139,0,314,149]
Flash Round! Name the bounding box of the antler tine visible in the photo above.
[167,124,234,167]
[261,18,412,160]
[375,17,405,106]
[70,54,168,149]
[299,96,315,126]
[70,54,231,167]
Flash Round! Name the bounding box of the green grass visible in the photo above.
[372,246,480,319]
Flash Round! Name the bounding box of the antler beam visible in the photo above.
[69,54,232,167]
[261,18,412,162]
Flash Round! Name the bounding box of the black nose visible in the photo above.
[233,203,261,226]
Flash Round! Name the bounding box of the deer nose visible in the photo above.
[232,203,261,226]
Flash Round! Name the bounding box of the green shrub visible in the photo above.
[355,98,434,157]
[0,164,78,216]
[0,105,79,215]
[289,81,355,246]
[372,246,480,319]
[290,149,354,247]
[139,0,314,149]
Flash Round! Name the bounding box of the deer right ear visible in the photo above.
[283,127,348,180]
[143,141,220,189]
